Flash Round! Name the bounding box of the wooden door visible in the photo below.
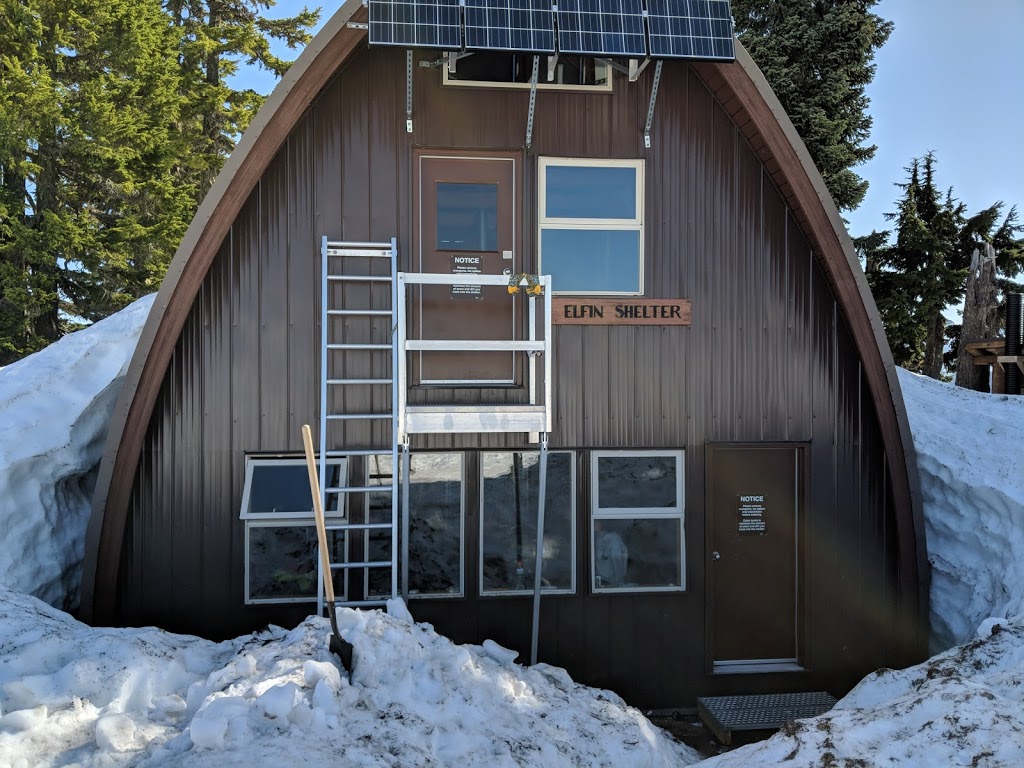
[708,445,803,671]
[414,151,519,385]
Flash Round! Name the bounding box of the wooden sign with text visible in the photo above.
[552,298,692,326]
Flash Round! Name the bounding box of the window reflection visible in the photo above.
[545,165,636,219]
[437,182,498,251]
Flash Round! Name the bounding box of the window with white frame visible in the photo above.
[442,53,611,92]
[590,451,685,592]
[240,457,346,604]
[538,158,644,295]
[480,451,575,596]
[364,452,465,599]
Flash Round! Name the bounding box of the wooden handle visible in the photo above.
[301,424,336,604]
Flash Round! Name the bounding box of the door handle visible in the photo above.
[712,551,721,561]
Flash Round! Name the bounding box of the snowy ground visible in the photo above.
[3,305,1024,765]
[0,588,696,767]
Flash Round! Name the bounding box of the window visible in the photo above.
[538,158,644,295]
[240,457,346,604]
[365,453,465,598]
[443,53,611,92]
[480,451,575,596]
[590,451,684,592]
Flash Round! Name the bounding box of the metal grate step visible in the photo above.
[697,692,837,746]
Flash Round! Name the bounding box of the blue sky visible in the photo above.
[240,1,1023,239]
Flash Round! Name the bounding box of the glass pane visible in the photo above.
[545,165,636,219]
[247,463,342,515]
[481,452,574,593]
[593,518,681,589]
[437,182,498,251]
[248,526,343,601]
[597,455,677,509]
[542,228,640,293]
[366,453,463,597]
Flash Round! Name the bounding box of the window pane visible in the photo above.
[597,455,677,509]
[542,228,640,294]
[248,526,343,601]
[366,453,463,597]
[481,452,574,593]
[247,463,342,515]
[437,182,498,251]
[545,165,636,219]
[594,518,681,589]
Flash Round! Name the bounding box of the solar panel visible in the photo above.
[464,0,556,53]
[368,0,462,49]
[646,0,736,61]
[557,0,647,58]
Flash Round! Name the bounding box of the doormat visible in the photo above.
[697,691,837,746]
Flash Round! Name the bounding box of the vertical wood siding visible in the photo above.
[118,47,909,706]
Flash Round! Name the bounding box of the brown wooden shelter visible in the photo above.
[82,1,927,708]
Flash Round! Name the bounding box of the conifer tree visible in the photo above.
[167,0,320,198]
[861,153,1024,379]
[0,0,190,362]
[732,0,892,212]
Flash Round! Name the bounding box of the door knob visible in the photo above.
[712,551,721,561]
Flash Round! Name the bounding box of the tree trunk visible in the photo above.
[955,245,999,390]
[921,307,945,379]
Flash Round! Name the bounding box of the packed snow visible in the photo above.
[0,587,697,767]
[897,369,1024,650]
[3,303,1024,765]
[0,295,153,610]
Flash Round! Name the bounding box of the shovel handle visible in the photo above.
[301,424,336,605]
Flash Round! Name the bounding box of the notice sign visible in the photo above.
[737,494,767,535]
[552,298,691,326]
[450,255,483,300]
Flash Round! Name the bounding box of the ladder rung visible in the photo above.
[330,599,390,608]
[325,485,393,494]
[324,522,394,531]
[327,343,392,350]
[325,449,393,457]
[327,309,393,316]
[327,378,392,385]
[327,275,393,282]
[326,240,393,250]
[330,560,393,570]
[326,248,392,258]
[326,413,393,421]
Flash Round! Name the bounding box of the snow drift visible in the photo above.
[0,587,698,767]
[897,369,1024,649]
[0,295,153,610]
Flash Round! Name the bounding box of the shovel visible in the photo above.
[301,423,355,675]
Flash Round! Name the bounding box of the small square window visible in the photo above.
[480,451,576,596]
[591,450,685,593]
[240,456,346,604]
[539,158,644,296]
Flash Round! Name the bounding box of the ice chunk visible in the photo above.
[189,696,250,750]
[94,713,136,752]
[482,639,519,665]
[257,682,303,720]
[977,617,1008,638]
[0,705,47,733]
[386,597,414,624]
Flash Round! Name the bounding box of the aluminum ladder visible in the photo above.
[316,236,399,613]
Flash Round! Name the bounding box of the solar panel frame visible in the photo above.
[646,0,736,61]
[556,0,648,59]
[368,0,463,50]
[464,0,556,54]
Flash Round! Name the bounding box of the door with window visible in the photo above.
[414,151,520,385]
[708,445,804,672]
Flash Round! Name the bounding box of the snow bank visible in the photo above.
[697,614,1024,767]
[0,296,153,610]
[898,369,1024,649]
[0,587,698,767]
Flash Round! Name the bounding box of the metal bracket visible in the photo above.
[629,57,652,82]
[526,55,539,148]
[406,50,413,134]
[547,54,558,82]
[644,60,663,149]
[346,21,368,30]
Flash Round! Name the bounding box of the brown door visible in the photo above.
[708,445,802,670]
[414,151,519,385]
